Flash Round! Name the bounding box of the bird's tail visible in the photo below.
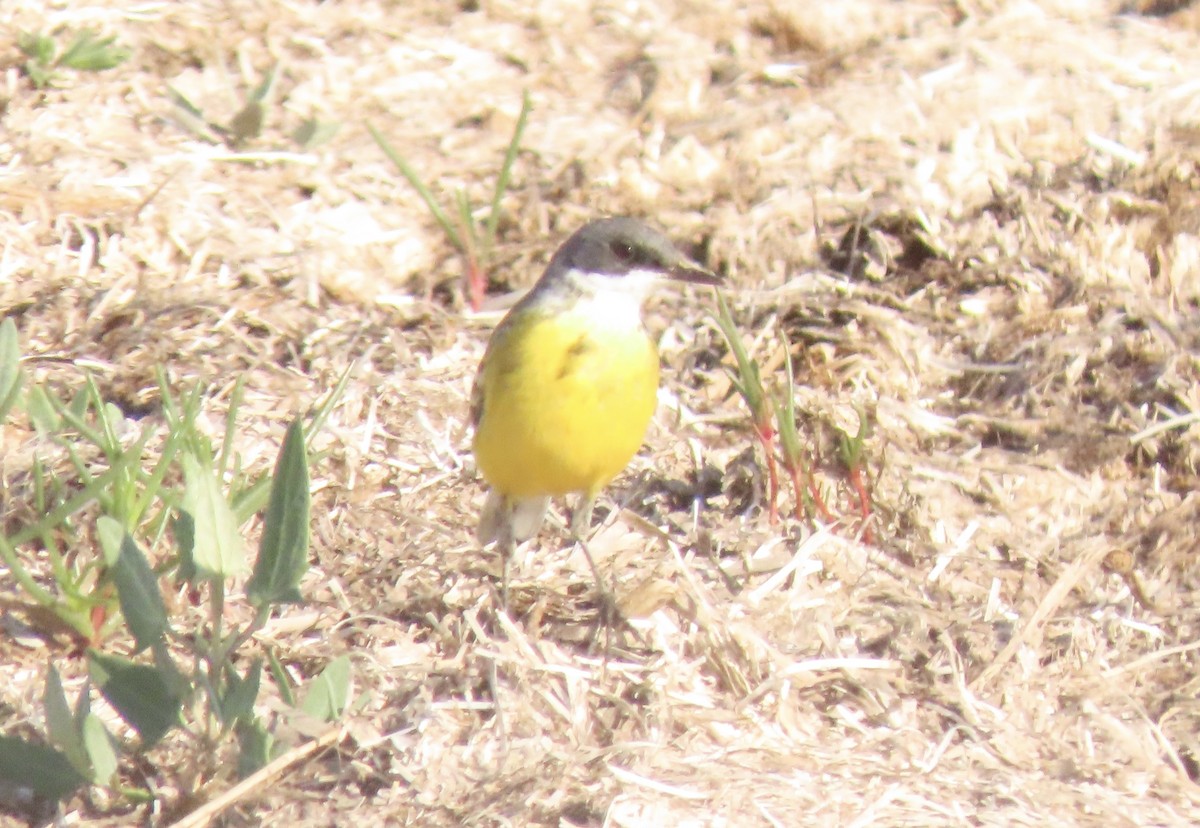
[478,490,550,545]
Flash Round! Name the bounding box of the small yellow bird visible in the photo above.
[471,217,721,598]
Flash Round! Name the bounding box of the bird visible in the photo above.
[470,217,721,603]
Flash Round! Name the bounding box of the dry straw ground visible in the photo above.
[2,0,1200,825]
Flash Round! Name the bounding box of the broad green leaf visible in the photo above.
[235,718,272,779]
[180,453,245,579]
[44,664,87,773]
[248,419,310,608]
[0,318,23,422]
[0,736,86,801]
[80,715,116,786]
[100,517,169,650]
[221,659,262,726]
[299,655,350,722]
[88,650,183,747]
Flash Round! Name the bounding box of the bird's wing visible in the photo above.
[469,358,487,429]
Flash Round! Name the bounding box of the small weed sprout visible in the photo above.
[369,90,532,312]
[18,29,131,90]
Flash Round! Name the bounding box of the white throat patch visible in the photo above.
[560,266,660,330]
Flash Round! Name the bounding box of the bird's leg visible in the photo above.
[498,498,516,611]
[571,494,607,592]
[571,493,624,652]
[570,495,595,538]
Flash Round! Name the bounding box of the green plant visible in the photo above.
[18,29,130,90]
[711,298,877,539]
[713,291,780,523]
[776,340,832,524]
[836,405,876,544]
[167,65,340,151]
[368,89,531,312]
[0,320,351,806]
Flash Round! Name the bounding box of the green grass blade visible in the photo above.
[26,384,63,433]
[218,375,248,479]
[455,188,480,258]
[248,65,276,103]
[0,531,57,607]
[306,361,354,446]
[482,89,531,254]
[776,334,803,466]
[367,122,464,252]
[712,291,769,422]
[0,318,24,422]
[231,474,272,525]
[266,647,296,708]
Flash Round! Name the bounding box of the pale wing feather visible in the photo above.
[478,490,550,545]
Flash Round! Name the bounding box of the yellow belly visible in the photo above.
[474,308,659,499]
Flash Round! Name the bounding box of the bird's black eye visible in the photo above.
[610,240,636,262]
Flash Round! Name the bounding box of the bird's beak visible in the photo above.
[668,261,722,286]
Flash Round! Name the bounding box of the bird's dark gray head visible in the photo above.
[547,217,720,286]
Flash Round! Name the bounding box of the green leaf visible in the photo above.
[248,420,310,608]
[44,664,87,774]
[0,318,24,422]
[173,511,198,582]
[368,123,464,253]
[58,30,130,72]
[180,452,245,579]
[292,118,340,150]
[26,384,62,433]
[235,718,272,779]
[100,517,169,650]
[17,31,56,64]
[80,714,117,787]
[483,88,531,252]
[221,659,262,726]
[231,474,273,525]
[88,650,183,747]
[25,63,56,89]
[229,100,264,145]
[166,85,204,119]
[299,655,350,722]
[267,648,295,708]
[0,736,87,801]
[248,65,276,103]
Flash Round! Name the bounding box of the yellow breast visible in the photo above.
[473,303,660,500]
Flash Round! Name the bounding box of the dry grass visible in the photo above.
[3,0,1200,824]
